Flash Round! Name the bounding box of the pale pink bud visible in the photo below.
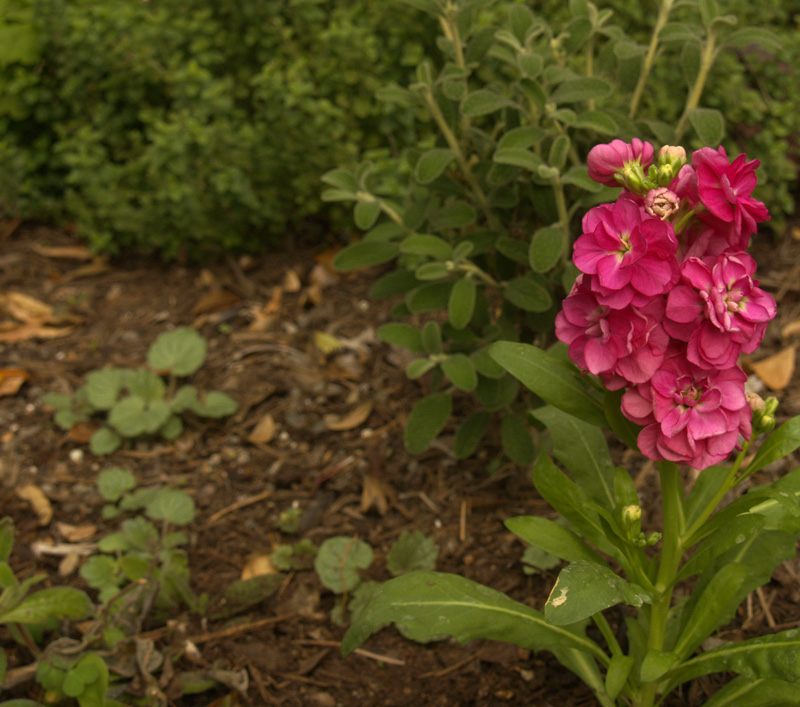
[658,145,686,163]
[644,187,680,220]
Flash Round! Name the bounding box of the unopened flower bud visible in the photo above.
[621,504,642,526]
[656,145,687,187]
[644,187,681,220]
[644,532,661,547]
[746,391,766,413]
[749,394,778,435]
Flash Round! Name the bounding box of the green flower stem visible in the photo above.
[458,261,501,288]
[550,175,572,266]
[640,462,685,707]
[681,441,750,547]
[675,30,718,141]
[629,0,674,120]
[593,611,623,657]
[586,35,596,112]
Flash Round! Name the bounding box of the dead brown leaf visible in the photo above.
[751,345,797,391]
[0,368,29,397]
[16,484,53,525]
[247,286,282,332]
[191,288,242,316]
[56,522,97,542]
[30,244,93,260]
[308,262,340,289]
[782,319,800,339]
[241,554,278,580]
[60,256,110,282]
[248,413,276,444]
[0,291,80,342]
[67,421,98,444]
[58,553,81,577]
[360,474,390,515]
[324,400,373,431]
[284,269,302,293]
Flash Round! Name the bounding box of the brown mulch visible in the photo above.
[1,223,800,706]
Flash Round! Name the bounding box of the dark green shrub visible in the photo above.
[0,0,434,257]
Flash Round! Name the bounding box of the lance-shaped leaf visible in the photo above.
[544,561,652,626]
[663,628,800,693]
[0,587,92,624]
[743,416,800,478]
[505,516,606,566]
[699,675,800,707]
[531,406,615,510]
[341,571,607,661]
[489,342,605,427]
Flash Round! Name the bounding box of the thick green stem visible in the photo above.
[675,31,718,141]
[629,0,674,119]
[594,612,623,657]
[551,175,572,266]
[640,462,685,707]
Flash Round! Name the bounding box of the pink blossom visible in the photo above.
[664,252,776,369]
[573,199,679,308]
[693,146,769,243]
[555,276,669,389]
[587,139,655,187]
[621,349,751,469]
[644,187,680,220]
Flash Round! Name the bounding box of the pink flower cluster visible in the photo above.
[556,141,776,470]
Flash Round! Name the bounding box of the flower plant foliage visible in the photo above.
[342,126,800,704]
[330,0,780,464]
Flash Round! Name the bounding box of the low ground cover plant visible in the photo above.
[342,138,800,706]
[43,328,237,455]
[331,0,779,463]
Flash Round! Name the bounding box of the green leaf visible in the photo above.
[448,277,476,330]
[461,90,512,116]
[699,675,800,707]
[550,78,611,104]
[529,225,563,273]
[109,396,172,437]
[505,516,605,565]
[415,262,450,281]
[342,571,606,659]
[147,327,207,376]
[406,281,453,314]
[89,427,121,456]
[0,517,14,563]
[490,342,606,428]
[530,406,615,510]
[160,414,183,440]
[561,166,603,192]
[544,561,652,625]
[666,628,800,691]
[548,135,570,171]
[377,323,424,354]
[221,574,284,617]
[404,393,452,454]
[146,488,195,526]
[744,416,800,477]
[0,646,6,685]
[454,411,491,459]
[314,536,373,593]
[189,390,238,418]
[503,276,553,313]
[441,354,477,392]
[354,200,382,230]
[406,358,436,379]
[677,514,764,581]
[401,234,454,260]
[122,369,165,401]
[0,587,91,624]
[334,241,400,271]
[321,168,358,192]
[687,108,725,146]
[387,531,438,576]
[724,27,781,52]
[501,414,535,465]
[659,22,701,42]
[85,368,125,410]
[415,149,457,184]
[97,467,136,502]
[497,126,546,151]
[79,555,120,591]
[428,201,476,230]
[640,650,681,683]
[571,111,618,135]
[421,321,442,355]
[494,148,544,173]
[605,655,635,701]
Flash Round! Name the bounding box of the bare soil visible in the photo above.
[1,223,799,706]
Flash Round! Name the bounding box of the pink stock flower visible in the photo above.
[573,198,679,308]
[621,349,751,469]
[644,187,680,220]
[664,252,776,369]
[587,139,655,187]
[693,146,769,242]
[555,276,669,389]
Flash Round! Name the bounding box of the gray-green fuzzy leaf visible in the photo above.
[147,327,207,376]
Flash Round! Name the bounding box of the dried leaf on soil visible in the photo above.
[360,474,390,515]
[191,288,242,316]
[30,244,93,260]
[782,318,800,339]
[324,400,373,431]
[0,368,29,397]
[284,269,302,292]
[16,484,53,525]
[60,256,110,282]
[241,554,279,580]
[67,421,98,443]
[751,345,797,390]
[248,413,276,444]
[0,291,79,341]
[56,522,97,542]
